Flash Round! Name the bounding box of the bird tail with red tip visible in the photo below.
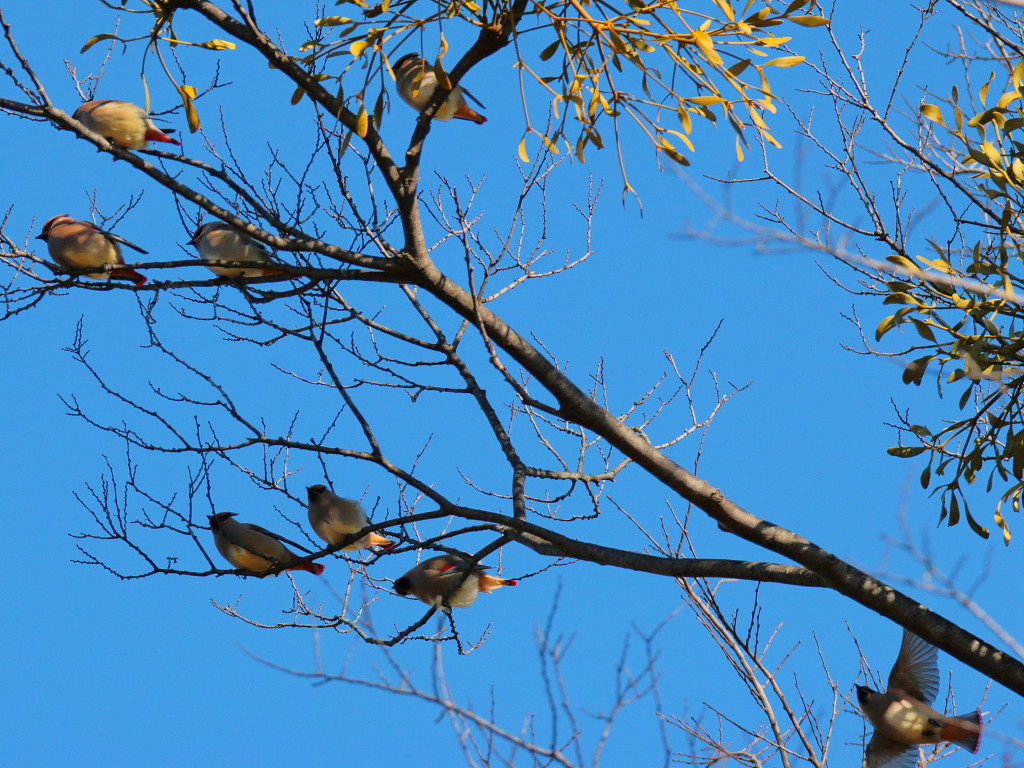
[943,710,983,753]
[478,574,518,593]
[111,268,147,286]
[286,561,325,576]
[145,128,180,146]
[370,533,397,550]
[454,104,486,124]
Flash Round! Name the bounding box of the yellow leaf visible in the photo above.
[665,129,695,151]
[788,15,830,27]
[658,145,691,166]
[760,128,782,148]
[609,31,633,56]
[197,39,236,50]
[688,95,728,106]
[920,103,947,128]
[315,16,353,26]
[81,33,121,54]
[350,40,370,58]
[540,133,560,154]
[998,90,1020,109]
[692,30,724,67]
[355,106,369,137]
[710,0,735,21]
[982,140,1003,168]
[1014,59,1024,89]
[763,55,805,67]
[179,89,201,133]
[876,315,901,340]
[916,255,955,273]
[1010,158,1024,184]
[518,137,530,163]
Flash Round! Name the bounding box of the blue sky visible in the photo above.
[0,1,1017,766]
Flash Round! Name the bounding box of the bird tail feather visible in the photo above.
[944,710,983,753]
[286,561,325,576]
[478,574,518,593]
[145,128,181,145]
[453,104,486,124]
[111,268,147,286]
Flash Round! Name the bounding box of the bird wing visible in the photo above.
[244,523,316,555]
[97,227,149,255]
[888,629,940,705]
[432,555,491,575]
[864,734,918,768]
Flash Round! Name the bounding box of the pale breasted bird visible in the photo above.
[306,484,395,551]
[394,53,487,124]
[393,554,517,609]
[189,221,286,279]
[856,628,983,768]
[36,214,148,286]
[72,100,180,150]
[208,512,325,576]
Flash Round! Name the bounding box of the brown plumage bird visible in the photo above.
[306,484,394,552]
[856,628,983,768]
[72,100,179,150]
[394,53,487,124]
[36,214,147,286]
[189,221,286,279]
[393,554,516,609]
[208,512,324,576]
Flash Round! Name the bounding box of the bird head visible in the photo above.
[394,53,422,71]
[393,576,412,596]
[37,214,74,240]
[189,221,214,245]
[208,511,238,530]
[307,484,328,500]
[855,685,877,707]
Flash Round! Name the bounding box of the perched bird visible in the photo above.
[393,554,517,609]
[72,99,179,150]
[189,221,286,279]
[856,628,983,768]
[394,53,487,124]
[208,512,325,576]
[306,484,395,552]
[36,214,147,286]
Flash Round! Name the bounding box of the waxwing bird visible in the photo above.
[36,214,147,286]
[189,221,286,279]
[856,628,983,768]
[73,99,179,150]
[393,554,517,609]
[394,53,487,124]
[306,484,395,551]
[208,512,325,577]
